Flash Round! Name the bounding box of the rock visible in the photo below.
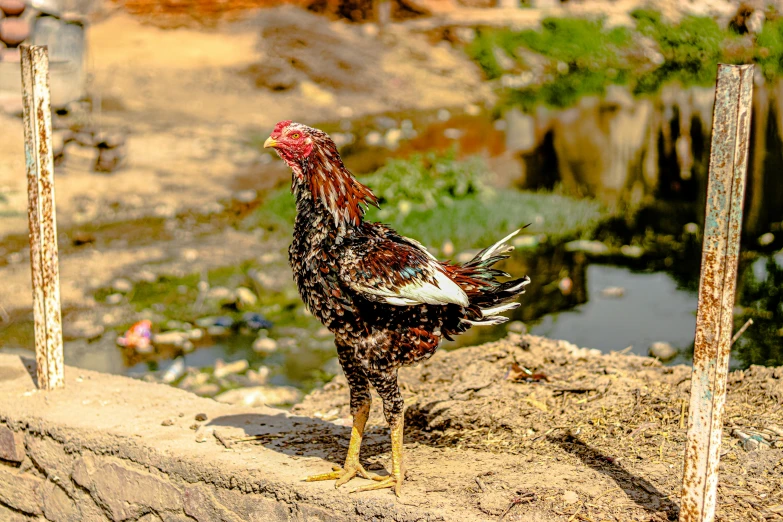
[0,425,24,463]
[105,293,123,305]
[153,331,190,349]
[0,467,43,515]
[232,189,257,204]
[648,342,677,361]
[601,286,625,298]
[235,287,257,308]
[215,386,302,407]
[558,277,573,296]
[177,370,209,391]
[196,316,234,329]
[195,413,208,422]
[240,312,272,331]
[41,480,79,522]
[252,334,278,354]
[112,278,133,293]
[507,321,526,334]
[161,419,174,427]
[759,232,775,246]
[621,245,644,258]
[564,240,609,255]
[192,384,220,397]
[213,359,249,378]
[684,222,699,234]
[72,455,183,520]
[207,286,233,302]
[194,425,214,443]
[246,366,270,385]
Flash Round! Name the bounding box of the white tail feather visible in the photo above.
[480,302,520,317]
[463,316,510,326]
[479,229,520,261]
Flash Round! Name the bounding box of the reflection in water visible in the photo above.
[733,253,783,368]
[505,82,783,239]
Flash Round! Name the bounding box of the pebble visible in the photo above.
[507,321,527,334]
[562,490,579,504]
[620,245,644,258]
[153,331,191,349]
[207,326,230,338]
[161,419,174,427]
[192,383,220,397]
[194,425,213,443]
[253,334,278,354]
[112,278,133,293]
[105,293,123,305]
[684,222,699,234]
[213,359,249,378]
[759,232,775,246]
[558,277,573,296]
[601,286,625,298]
[241,312,273,331]
[648,342,677,361]
[215,385,302,407]
[564,240,609,255]
[195,413,208,422]
[206,286,233,302]
[196,316,234,329]
[235,287,257,308]
[246,366,271,385]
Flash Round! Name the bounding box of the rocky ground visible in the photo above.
[294,334,783,521]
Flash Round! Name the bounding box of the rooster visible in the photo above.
[264,121,529,496]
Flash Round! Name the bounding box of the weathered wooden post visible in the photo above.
[679,64,754,522]
[20,44,64,390]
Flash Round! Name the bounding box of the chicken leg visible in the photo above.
[350,416,403,496]
[305,400,383,486]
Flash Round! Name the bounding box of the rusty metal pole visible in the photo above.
[20,45,64,390]
[680,64,753,522]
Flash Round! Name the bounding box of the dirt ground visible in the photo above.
[0,3,489,312]
[294,334,783,521]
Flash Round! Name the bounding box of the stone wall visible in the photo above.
[0,354,459,522]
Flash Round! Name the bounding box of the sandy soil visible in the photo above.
[294,334,783,521]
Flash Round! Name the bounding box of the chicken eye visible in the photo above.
[290,133,300,139]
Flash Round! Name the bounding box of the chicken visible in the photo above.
[264,121,530,496]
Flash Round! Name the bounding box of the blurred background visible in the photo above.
[0,0,781,408]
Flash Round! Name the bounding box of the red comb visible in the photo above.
[272,120,293,137]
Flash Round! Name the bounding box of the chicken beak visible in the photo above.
[264,136,279,149]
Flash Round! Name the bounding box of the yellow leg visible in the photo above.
[305,402,383,487]
[351,416,404,497]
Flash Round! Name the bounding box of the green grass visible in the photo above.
[245,152,607,252]
[466,10,783,111]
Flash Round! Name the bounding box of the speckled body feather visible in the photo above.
[267,121,530,479]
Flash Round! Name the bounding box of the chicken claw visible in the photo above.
[305,463,383,487]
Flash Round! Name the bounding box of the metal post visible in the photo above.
[680,64,753,522]
[20,45,64,390]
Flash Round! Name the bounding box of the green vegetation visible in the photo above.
[246,151,607,252]
[466,10,783,111]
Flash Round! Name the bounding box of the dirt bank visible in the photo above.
[294,334,783,521]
